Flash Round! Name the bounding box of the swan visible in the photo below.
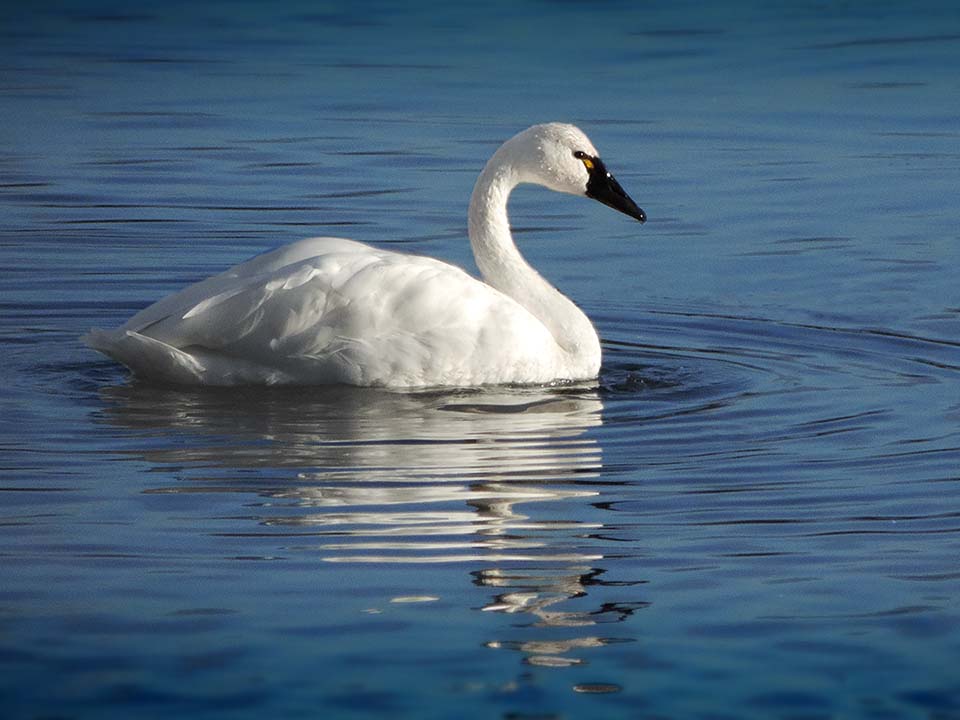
[84,123,645,387]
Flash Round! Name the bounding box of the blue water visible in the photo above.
[2,1,960,718]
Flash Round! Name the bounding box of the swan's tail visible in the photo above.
[83,329,293,385]
[82,328,206,384]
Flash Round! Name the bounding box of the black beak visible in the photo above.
[585,157,646,223]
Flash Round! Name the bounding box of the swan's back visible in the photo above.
[120,237,372,335]
[85,237,565,387]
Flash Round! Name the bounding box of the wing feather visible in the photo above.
[92,237,559,386]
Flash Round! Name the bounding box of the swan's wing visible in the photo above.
[132,247,556,385]
[122,236,374,335]
[134,250,385,350]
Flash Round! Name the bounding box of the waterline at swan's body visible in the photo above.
[84,123,645,387]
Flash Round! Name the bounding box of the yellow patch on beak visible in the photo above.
[581,157,595,171]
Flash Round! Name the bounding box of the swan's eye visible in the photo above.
[573,150,595,171]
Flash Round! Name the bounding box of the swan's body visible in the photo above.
[84,123,645,387]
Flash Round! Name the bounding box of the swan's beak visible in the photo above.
[585,158,646,223]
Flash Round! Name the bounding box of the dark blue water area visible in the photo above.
[2,1,960,719]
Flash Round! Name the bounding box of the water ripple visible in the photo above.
[3,3,960,711]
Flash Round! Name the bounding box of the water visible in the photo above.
[2,1,960,718]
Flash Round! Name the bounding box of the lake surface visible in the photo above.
[2,1,959,718]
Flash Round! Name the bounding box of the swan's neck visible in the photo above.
[468,154,600,375]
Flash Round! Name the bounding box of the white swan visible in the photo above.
[84,123,645,387]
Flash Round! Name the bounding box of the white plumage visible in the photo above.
[84,123,645,387]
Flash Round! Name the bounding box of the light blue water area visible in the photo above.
[2,1,960,718]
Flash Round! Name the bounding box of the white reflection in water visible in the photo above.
[97,383,636,667]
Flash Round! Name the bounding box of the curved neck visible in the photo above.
[467,152,600,368]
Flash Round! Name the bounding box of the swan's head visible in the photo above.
[509,123,646,223]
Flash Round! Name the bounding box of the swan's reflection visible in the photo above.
[97,382,640,667]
